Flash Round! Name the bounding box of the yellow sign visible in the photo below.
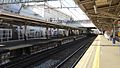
[118,32,120,36]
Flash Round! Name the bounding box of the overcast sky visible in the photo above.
[47,0,89,20]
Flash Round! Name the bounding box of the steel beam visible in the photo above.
[89,14,120,20]
[98,11,118,17]
[79,1,94,4]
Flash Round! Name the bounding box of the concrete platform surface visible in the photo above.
[75,35,120,68]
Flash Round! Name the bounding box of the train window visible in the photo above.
[0,30,2,37]
[9,30,12,38]
[0,29,12,42]
[3,30,5,38]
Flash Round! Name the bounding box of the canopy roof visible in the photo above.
[74,0,120,30]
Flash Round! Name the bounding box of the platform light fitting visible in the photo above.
[93,5,97,14]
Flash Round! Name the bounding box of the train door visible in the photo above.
[17,26,24,40]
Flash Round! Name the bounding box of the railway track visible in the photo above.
[55,37,95,68]
[26,36,96,68]
[1,36,96,68]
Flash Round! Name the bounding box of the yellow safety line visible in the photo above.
[92,45,100,68]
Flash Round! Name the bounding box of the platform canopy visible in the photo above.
[0,0,96,29]
[74,0,120,30]
[0,0,58,4]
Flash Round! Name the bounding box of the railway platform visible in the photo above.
[75,35,120,68]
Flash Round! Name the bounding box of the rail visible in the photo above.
[0,35,86,67]
[55,36,96,68]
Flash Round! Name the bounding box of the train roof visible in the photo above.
[0,38,58,50]
[0,36,79,50]
[4,44,32,50]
